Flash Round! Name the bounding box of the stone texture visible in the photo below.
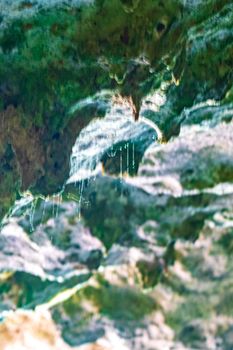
[0,0,232,219]
[0,1,233,349]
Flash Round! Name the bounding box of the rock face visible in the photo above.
[0,120,233,349]
[0,0,180,218]
[0,0,232,219]
[0,0,233,349]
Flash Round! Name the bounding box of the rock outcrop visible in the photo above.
[0,0,232,219]
[0,0,233,349]
[0,119,233,349]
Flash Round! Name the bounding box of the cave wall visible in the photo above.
[0,0,232,219]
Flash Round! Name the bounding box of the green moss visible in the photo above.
[166,294,213,333]
[218,230,233,255]
[0,144,20,219]
[81,277,156,321]
[216,291,233,316]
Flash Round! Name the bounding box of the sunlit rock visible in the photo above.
[131,121,233,194]
[0,310,75,350]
